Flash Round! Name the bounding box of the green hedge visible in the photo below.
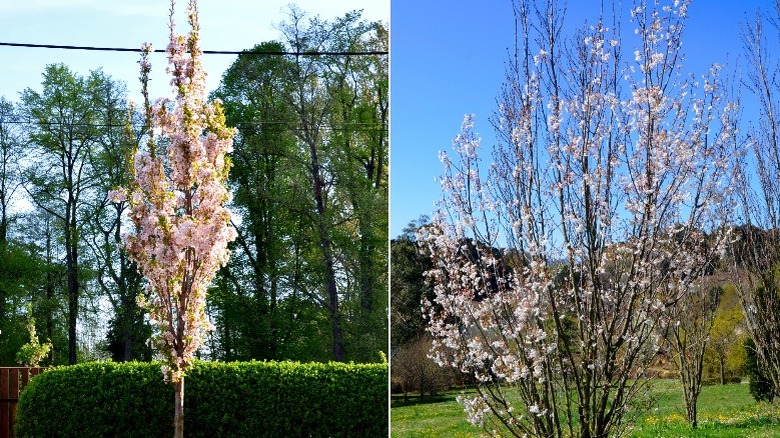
[16,360,388,437]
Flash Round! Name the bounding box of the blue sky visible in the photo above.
[0,0,389,107]
[390,0,772,238]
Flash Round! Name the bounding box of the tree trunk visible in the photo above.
[0,208,6,245]
[307,137,346,362]
[719,357,725,385]
[686,390,698,429]
[122,296,133,362]
[66,224,78,365]
[45,222,55,364]
[174,378,184,438]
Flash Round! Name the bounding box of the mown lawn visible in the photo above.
[391,380,780,437]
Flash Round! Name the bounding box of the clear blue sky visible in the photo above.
[390,0,771,238]
[0,0,389,107]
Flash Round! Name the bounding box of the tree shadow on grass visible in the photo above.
[391,388,477,408]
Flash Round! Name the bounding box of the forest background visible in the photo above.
[0,2,388,366]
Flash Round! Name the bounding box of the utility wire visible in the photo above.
[0,117,387,132]
[0,42,388,56]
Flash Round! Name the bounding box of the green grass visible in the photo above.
[391,390,481,437]
[391,381,780,437]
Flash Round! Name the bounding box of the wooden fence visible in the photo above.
[0,367,46,438]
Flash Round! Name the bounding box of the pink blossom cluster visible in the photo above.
[114,0,236,383]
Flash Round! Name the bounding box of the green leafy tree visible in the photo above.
[276,6,388,362]
[86,102,151,362]
[390,217,433,348]
[211,40,301,361]
[705,283,745,384]
[211,8,388,363]
[745,337,776,402]
[0,239,61,365]
[0,97,24,244]
[21,64,126,364]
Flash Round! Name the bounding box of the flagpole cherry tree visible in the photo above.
[420,0,736,436]
[110,1,237,436]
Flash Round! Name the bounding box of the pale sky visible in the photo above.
[0,0,389,105]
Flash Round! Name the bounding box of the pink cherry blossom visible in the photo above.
[112,0,236,388]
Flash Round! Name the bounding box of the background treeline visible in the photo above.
[0,7,387,366]
[390,218,751,400]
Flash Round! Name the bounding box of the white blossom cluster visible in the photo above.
[421,0,737,436]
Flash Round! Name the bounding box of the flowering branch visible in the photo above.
[110,1,236,436]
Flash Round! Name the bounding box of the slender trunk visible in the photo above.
[117,209,133,362]
[45,223,55,363]
[719,357,725,385]
[322,230,344,361]
[174,378,184,438]
[308,137,345,362]
[122,294,132,361]
[0,208,6,245]
[687,391,698,429]
[66,220,78,365]
[419,365,426,402]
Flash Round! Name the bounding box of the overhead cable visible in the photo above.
[0,42,387,56]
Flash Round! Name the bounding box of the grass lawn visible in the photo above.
[391,380,780,437]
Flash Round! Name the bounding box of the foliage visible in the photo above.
[16,317,52,367]
[102,311,153,362]
[420,0,736,436]
[0,240,62,366]
[390,218,434,348]
[210,7,388,363]
[21,63,127,365]
[704,283,746,383]
[745,337,776,403]
[16,360,388,438]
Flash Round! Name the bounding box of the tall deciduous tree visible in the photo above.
[113,1,236,436]
[420,1,735,436]
[277,7,388,362]
[87,106,150,362]
[705,284,745,384]
[0,97,24,244]
[211,8,388,363]
[211,40,301,361]
[21,64,125,365]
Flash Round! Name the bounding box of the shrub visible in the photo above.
[744,337,776,403]
[16,360,387,437]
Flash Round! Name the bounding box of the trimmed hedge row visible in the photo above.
[16,360,388,437]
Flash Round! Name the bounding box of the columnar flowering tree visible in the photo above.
[420,1,736,436]
[110,1,236,436]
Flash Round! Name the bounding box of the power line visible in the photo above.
[0,117,387,132]
[0,42,388,56]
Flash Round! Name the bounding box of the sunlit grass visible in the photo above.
[391,389,481,437]
[391,380,780,437]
